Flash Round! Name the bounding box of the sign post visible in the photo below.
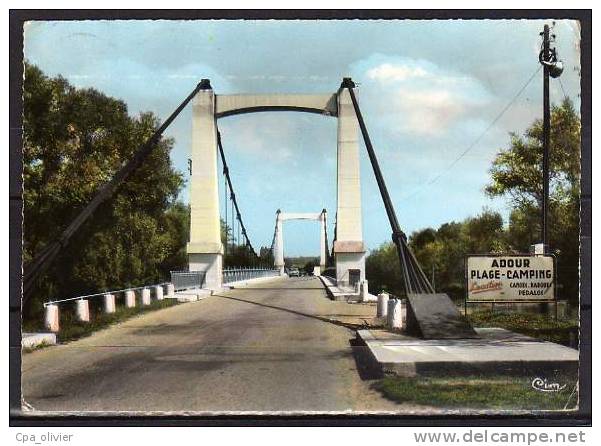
[465,254,556,317]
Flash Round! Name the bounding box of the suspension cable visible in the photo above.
[232,199,237,245]
[223,169,228,257]
[268,210,279,261]
[331,213,337,260]
[216,130,259,258]
[322,210,331,267]
[343,78,434,295]
[22,79,211,305]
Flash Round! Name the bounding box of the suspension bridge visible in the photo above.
[22,77,525,413]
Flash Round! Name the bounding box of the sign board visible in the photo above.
[466,255,555,301]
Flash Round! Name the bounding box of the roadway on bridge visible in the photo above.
[22,276,408,413]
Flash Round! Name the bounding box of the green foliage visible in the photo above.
[56,299,178,344]
[375,373,577,410]
[366,242,403,295]
[224,243,258,267]
[221,219,272,268]
[259,246,275,265]
[485,98,580,206]
[303,260,317,275]
[367,99,580,303]
[22,341,53,354]
[468,310,578,346]
[486,98,581,301]
[159,202,190,276]
[23,63,185,322]
[368,210,507,300]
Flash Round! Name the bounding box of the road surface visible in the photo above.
[22,277,408,413]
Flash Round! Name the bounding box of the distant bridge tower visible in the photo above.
[273,210,329,275]
[187,79,365,288]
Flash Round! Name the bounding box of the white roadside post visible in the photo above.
[76,299,90,323]
[387,299,403,331]
[125,290,136,308]
[103,293,116,314]
[44,304,59,332]
[141,288,151,306]
[360,280,369,302]
[377,292,389,318]
[154,285,164,301]
[166,283,175,298]
[386,299,396,328]
[400,299,407,328]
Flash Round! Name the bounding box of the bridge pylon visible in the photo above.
[333,79,366,288]
[187,80,224,289]
[273,210,329,275]
[186,78,366,289]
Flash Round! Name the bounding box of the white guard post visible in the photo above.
[44,304,59,332]
[76,299,90,322]
[377,292,389,318]
[154,285,164,301]
[141,288,151,306]
[387,299,404,330]
[103,293,116,314]
[125,290,136,308]
[166,283,175,298]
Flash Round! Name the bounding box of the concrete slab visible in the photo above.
[22,333,57,349]
[357,328,578,377]
[223,275,281,289]
[318,275,360,301]
[169,288,212,302]
[406,293,478,339]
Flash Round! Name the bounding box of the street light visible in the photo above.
[538,23,563,254]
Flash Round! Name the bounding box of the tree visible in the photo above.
[259,246,274,266]
[23,63,185,321]
[304,260,316,275]
[366,100,580,303]
[158,202,190,276]
[368,210,507,301]
[366,242,403,296]
[486,98,581,301]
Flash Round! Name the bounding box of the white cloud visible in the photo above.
[352,54,494,137]
[366,63,428,82]
[391,88,466,135]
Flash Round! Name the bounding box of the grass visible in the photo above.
[375,373,578,411]
[374,309,579,411]
[468,310,579,346]
[23,299,179,346]
[22,340,53,354]
[56,299,179,343]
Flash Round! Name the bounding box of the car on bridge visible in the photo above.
[288,267,301,277]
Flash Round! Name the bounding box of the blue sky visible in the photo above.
[24,19,581,256]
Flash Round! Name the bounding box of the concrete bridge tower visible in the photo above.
[187,80,223,289]
[333,79,366,288]
[187,78,365,289]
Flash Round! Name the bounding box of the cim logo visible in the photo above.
[531,377,567,392]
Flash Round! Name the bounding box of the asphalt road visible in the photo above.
[22,276,404,413]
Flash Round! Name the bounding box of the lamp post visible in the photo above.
[539,23,563,253]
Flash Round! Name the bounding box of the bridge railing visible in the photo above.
[43,282,170,308]
[170,270,206,291]
[42,281,173,333]
[223,267,279,284]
